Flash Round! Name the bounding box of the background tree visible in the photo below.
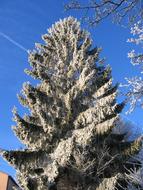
[120,19,143,190]
[125,154,143,190]
[0,17,142,190]
[65,0,143,26]
[122,21,143,113]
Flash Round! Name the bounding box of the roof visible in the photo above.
[0,171,20,189]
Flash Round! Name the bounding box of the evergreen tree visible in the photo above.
[0,17,142,190]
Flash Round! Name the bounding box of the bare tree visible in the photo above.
[65,0,143,26]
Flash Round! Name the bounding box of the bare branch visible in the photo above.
[65,0,143,26]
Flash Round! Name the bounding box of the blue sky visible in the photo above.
[0,0,142,179]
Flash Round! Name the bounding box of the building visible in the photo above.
[0,171,20,190]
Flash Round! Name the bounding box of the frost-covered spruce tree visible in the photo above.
[1,17,142,190]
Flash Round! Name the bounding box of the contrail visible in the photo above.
[0,32,28,53]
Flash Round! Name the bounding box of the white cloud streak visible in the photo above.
[0,32,28,53]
